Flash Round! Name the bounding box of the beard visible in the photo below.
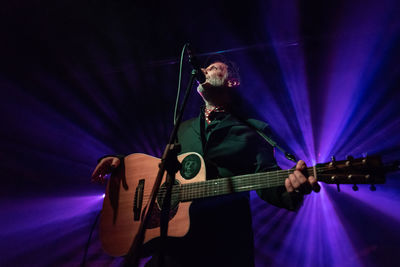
[197,71,231,106]
[207,75,225,87]
[197,75,226,95]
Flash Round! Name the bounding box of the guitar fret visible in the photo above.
[172,165,339,202]
[180,170,290,201]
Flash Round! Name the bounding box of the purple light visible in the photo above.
[252,186,362,267]
[246,1,400,266]
[0,195,106,266]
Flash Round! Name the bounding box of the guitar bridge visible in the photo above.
[133,179,145,221]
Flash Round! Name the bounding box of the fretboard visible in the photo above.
[178,167,315,201]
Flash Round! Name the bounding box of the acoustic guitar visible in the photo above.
[100,152,389,257]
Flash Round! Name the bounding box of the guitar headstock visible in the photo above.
[315,155,385,190]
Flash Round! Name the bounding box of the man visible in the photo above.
[92,60,319,266]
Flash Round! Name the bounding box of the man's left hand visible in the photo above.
[285,160,320,194]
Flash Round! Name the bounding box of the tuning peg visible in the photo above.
[346,155,354,166]
[329,156,336,167]
[352,184,359,191]
[336,184,341,192]
[370,184,376,191]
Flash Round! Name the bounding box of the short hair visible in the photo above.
[203,54,241,84]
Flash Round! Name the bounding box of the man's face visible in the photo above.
[197,62,231,105]
[201,62,229,87]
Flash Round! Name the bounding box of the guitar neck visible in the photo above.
[179,168,309,201]
[174,154,387,202]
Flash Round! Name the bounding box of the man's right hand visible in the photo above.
[91,157,121,184]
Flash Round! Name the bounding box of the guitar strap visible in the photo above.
[229,112,298,163]
[199,111,208,153]
[198,108,297,163]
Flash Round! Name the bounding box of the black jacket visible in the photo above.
[156,111,303,267]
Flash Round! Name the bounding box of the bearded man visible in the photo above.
[92,60,318,267]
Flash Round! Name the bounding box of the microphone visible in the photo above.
[187,44,206,84]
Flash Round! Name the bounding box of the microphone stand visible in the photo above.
[124,69,199,267]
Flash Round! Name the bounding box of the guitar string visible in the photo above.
[122,156,376,200]
[137,164,353,199]
[138,172,368,204]
[137,163,368,201]
[138,167,297,198]
[134,165,348,201]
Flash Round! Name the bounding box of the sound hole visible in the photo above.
[156,180,180,210]
[146,180,180,229]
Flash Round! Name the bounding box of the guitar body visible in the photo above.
[100,152,206,257]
